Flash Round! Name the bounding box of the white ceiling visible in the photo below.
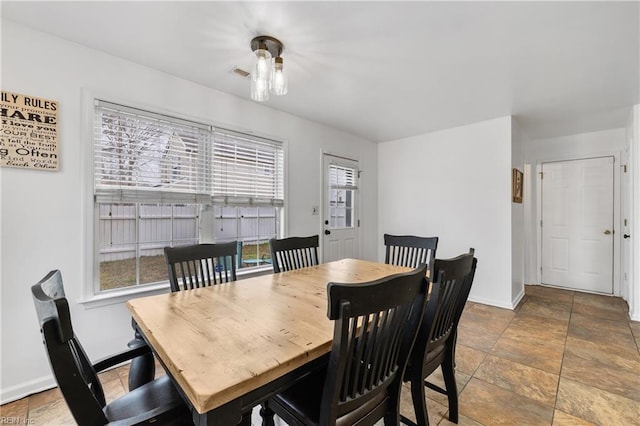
[2,1,639,142]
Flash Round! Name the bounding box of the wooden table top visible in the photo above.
[127,258,411,415]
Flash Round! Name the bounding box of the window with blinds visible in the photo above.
[94,100,212,204]
[212,129,284,206]
[94,100,284,206]
[93,100,284,291]
[328,163,358,228]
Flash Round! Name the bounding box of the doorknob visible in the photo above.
[624,234,631,239]
[604,230,612,235]
[324,230,331,235]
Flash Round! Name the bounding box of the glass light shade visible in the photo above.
[250,45,272,102]
[251,73,269,102]
[253,48,272,81]
[269,57,288,96]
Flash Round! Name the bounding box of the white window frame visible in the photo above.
[81,92,287,307]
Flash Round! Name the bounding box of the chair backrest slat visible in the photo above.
[319,264,429,424]
[31,270,109,425]
[164,242,238,292]
[269,235,320,273]
[384,234,439,273]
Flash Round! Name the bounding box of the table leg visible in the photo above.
[260,402,275,426]
[239,410,252,426]
[194,399,245,426]
[128,320,155,390]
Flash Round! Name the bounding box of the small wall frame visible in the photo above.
[512,168,523,203]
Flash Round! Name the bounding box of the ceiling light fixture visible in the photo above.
[250,36,287,102]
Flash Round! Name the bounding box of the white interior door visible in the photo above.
[322,154,360,262]
[541,157,614,293]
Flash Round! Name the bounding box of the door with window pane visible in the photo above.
[322,154,360,262]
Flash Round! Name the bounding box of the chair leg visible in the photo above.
[411,374,429,426]
[384,410,401,426]
[260,401,275,426]
[385,380,402,426]
[442,357,458,423]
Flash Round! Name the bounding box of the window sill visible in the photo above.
[237,264,274,278]
[80,282,172,309]
[80,266,274,309]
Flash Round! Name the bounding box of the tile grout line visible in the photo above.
[551,290,575,425]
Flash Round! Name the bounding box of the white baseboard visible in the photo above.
[511,289,526,309]
[468,295,518,310]
[1,375,56,405]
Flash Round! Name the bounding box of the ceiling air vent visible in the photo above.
[231,67,250,78]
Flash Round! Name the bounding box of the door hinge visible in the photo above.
[539,172,543,180]
[540,219,543,227]
[623,165,627,173]
[357,219,360,227]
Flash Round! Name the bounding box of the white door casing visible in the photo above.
[621,148,631,302]
[541,157,614,293]
[322,154,360,262]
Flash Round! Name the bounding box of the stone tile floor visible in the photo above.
[2,285,639,425]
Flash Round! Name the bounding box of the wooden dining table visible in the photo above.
[127,258,412,426]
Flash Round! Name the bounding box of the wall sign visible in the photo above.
[512,168,523,203]
[1,91,59,171]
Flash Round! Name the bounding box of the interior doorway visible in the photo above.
[540,156,614,293]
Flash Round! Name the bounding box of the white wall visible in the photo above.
[378,116,515,309]
[523,128,627,163]
[0,21,379,402]
[511,118,526,306]
[522,128,627,289]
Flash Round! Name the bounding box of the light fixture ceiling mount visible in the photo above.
[250,35,288,102]
[250,36,284,58]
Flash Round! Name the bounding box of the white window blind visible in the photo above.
[94,100,284,206]
[212,129,284,206]
[329,163,358,190]
[94,100,212,204]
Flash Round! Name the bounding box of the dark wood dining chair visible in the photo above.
[164,242,238,292]
[404,249,477,426]
[266,264,430,426]
[269,235,319,273]
[384,234,439,272]
[31,270,191,425]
